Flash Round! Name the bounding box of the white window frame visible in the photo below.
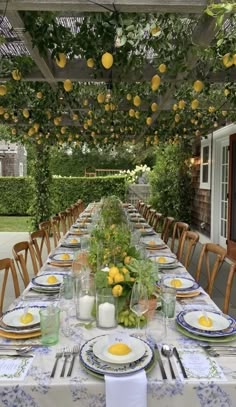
[19,162,24,177]
[0,161,2,176]
[200,136,211,190]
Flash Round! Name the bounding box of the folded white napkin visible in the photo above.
[105,370,147,407]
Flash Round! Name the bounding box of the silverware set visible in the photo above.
[155,344,188,379]
[50,345,80,378]
[200,344,236,357]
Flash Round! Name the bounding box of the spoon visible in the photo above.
[0,346,32,354]
[161,344,176,379]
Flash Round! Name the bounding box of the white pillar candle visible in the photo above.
[98,302,115,328]
[78,295,95,320]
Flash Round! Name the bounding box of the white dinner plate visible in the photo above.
[162,276,194,290]
[93,335,146,364]
[2,306,42,328]
[49,253,74,262]
[61,236,81,247]
[32,273,63,287]
[183,310,231,331]
[150,255,177,264]
[141,237,163,246]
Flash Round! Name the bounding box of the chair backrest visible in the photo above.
[178,230,200,268]
[223,263,236,314]
[77,199,85,214]
[0,258,20,316]
[161,216,175,244]
[51,216,61,247]
[151,212,163,232]
[147,209,156,226]
[170,221,189,255]
[59,211,68,235]
[39,220,52,253]
[12,241,39,287]
[71,204,79,223]
[195,243,227,297]
[65,208,73,227]
[143,204,152,220]
[30,229,50,268]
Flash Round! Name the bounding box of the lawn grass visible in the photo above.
[0,216,32,232]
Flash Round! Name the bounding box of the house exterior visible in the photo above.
[192,122,236,261]
[0,141,27,176]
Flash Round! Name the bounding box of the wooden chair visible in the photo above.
[59,211,68,235]
[29,229,50,268]
[143,204,152,220]
[12,241,39,287]
[136,200,143,212]
[51,215,61,247]
[147,208,156,226]
[77,199,85,214]
[39,220,52,252]
[151,212,163,232]
[65,207,74,227]
[195,243,227,297]
[0,258,20,316]
[71,204,80,223]
[161,216,175,244]
[170,221,189,256]
[224,263,236,314]
[178,230,199,269]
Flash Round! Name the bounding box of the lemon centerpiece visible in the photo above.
[108,343,132,356]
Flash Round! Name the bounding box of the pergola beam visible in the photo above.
[0,0,208,14]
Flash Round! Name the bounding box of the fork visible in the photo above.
[60,348,71,377]
[67,344,80,377]
[50,350,63,378]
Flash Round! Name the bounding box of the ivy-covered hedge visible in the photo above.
[0,176,127,215]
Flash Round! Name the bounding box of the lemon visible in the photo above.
[198,315,213,328]
[72,113,78,121]
[146,117,152,126]
[36,91,43,99]
[133,95,141,107]
[107,276,113,285]
[222,53,233,68]
[178,100,185,109]
[222,110,228,117]
[4,112,9,119]
[61,126,66,134]
[11,128,16,135]
[224,88,230,97]
[193,80,204,92]
[135,111,140,119]
[158,63,166,73]
[46,110,52,119]
[172,104,178,111]
[158,257,166,263]
[151,26,161,36]
[151,74,161,91]
[87,58,94,68]
[54,117,61,126]
[0,85,7,96]
[124,256,131,264]
[47,275,58,284]
[20,312,34,324]
[126,93,132,101]
[112,284,123,297]
[61,253,70,260]
[114,273,125,283]
[64,79,73,92]
[108,343,132,356]
[129,109,135,117]
[97,93,105,103]
[208,106,216,113]
[170,278,182,288]
[151,102,158,112]
[148,240,156,246]
[56,53,67,68]
[104,103,110,111]
[0,106,5,115]
[70,239,78,243]
[12,69,21,81]
[83,99,88,106]
[191,99,199,110]
[109,266,119,278]
[101,52,113,69]
[122,267,128,274]
[23,109,30,119]
[175,114,180,123]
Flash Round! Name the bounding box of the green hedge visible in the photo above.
[0,176,127,215]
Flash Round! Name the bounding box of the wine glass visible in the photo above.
[130,282,149,337]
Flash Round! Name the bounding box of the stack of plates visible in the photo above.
[133,222,150,230]
[149,255,178,268]
[176,309,236,342]
[80,335,155,378]
[31,272,64,294]
[48,252,73,267]
[141,236,167,250]
[0,306,43,339]
[61,235,81,248]
[157,275,200,298]
[130,217,145,223]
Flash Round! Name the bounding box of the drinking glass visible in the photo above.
[59,282,74,337]
[160,283,176,339]
[130,282,149,337]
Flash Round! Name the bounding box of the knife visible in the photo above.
[154,344,167,380]
[0,354,33,358]
[173,347,188,379]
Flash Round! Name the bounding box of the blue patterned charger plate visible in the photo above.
[176,309,236,337]
[80,335,153,376]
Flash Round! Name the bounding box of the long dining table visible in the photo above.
[0,203,236,407]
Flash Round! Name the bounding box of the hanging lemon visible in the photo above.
[129,109,135,117]
[222,53,233,68]
[158,63,166,73]
[151,26,161,36]
[36,91,43,99]
[64,79,73,92]
[112,284,123,297]
[193,80,204,92]
[151,74,161,91]
[178,100,185,109]
[4,113,9,119]
[87,58,94,68]
[11,128,16,135]
[104,103,110,111]
[224,88,230,97]
[146,117,152,125]
[175,114,180,123]
[101,52,113,69]
[0,106,5,115]
[135,111,140,119]
[208,106,216,113]
[83,99,88,106]
[126,93,132,101]
[222,111,228,117]
[55,53,67,68]
[151,102,158,112]
[72,113,78,120]
[133,95,141,107]
[22,109,30,119]
[12,69,21,81]
[0,85,7,96]
[191,99,199,110]
[46,110,52,119]
[97,93,105,103]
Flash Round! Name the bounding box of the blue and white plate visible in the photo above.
[49,252,74,263]
[157,275,199,293]
[176,309,236,337]
[32,273,64,288]
[80,335,153,376]
[2,306,45,328]
[149,255,177,267]
[61,235,81,248]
